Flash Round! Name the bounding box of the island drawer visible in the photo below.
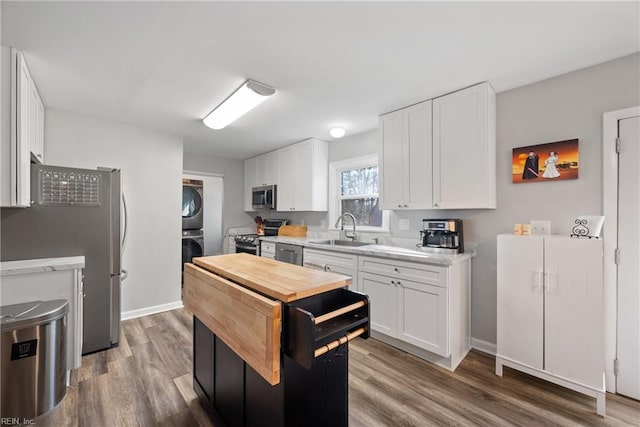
[285,288,369,369]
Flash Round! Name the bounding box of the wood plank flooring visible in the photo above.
[37,308,639,426]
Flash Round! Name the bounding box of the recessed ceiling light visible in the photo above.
[329,127,346,138]
[203,80,275,130]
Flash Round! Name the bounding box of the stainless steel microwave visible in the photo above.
[252,184,276,210]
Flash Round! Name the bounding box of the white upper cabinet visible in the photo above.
[379,100,433,210]
[254,150,278,186]
[379,83,496,210]
[432,82,496,209]
[277,138,328,212]
[1,47,45,208]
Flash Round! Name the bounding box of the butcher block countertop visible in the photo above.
[192,253,352,302]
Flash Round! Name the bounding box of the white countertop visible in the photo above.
[1,256,86,277]
[259,236,474,266]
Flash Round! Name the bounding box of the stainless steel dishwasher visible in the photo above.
[275,243,303,265]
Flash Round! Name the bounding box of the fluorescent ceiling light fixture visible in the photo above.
[203,80,275,130]
[330,127,346,138]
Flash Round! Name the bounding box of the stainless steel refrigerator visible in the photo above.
[1,164,126,354]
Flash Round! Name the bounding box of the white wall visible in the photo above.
[45,108,184,315]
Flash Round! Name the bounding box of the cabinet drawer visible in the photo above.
[183,263,282,385]
[359,256,447,288]
[261,241,276,254]
[285,289,369,369]
[303,248,358,270]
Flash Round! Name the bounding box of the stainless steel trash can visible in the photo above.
[1,300,69,420]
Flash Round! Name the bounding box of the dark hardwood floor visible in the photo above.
[37,308,639,426]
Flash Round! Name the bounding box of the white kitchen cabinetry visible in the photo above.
[260,241,275,259]
[432,82,495,209]
[496,234,605,415]
[359,256,470,371]
[1,47,45,207]
[379,100,433,210]
[303,248,358,290]
[277,138,328,212]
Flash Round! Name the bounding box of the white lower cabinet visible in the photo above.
[496,234,605,415]
[359,256,470,371]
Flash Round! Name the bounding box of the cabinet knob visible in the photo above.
[325,266,331,272]
[434,203,439,207]
[397,204,402,208]
[394,268,399,272]
[397,281,402,286]
[403,204,408,208]
[391,280,396,285]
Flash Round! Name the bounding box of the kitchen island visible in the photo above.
[183,253,370,427]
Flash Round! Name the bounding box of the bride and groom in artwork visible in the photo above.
[522,150,560,180]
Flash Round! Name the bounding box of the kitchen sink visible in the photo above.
[309,239,372,247]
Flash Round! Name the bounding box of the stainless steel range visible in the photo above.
[234,219,289,256]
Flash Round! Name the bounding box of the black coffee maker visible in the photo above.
[418,219,464,254]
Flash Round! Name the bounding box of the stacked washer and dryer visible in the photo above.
[181,178,204,284]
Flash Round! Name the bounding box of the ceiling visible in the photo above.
[2,2,639,159]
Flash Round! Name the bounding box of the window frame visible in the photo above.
[328,154,389,232]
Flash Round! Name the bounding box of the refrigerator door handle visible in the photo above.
[121,269,128,281]
[122,192,128,253]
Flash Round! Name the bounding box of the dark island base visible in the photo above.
[193,316,349,427]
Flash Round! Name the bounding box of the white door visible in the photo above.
[617,115,640,399]
[496,235,544,370]
[544,237,603,389]
[378,110,404,210]
[359,272,397,336]
[397,279,448,356]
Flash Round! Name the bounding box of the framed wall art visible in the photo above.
[512,139,579,184]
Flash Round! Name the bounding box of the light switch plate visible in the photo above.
[530,220,551,235]
[399,219,410,230]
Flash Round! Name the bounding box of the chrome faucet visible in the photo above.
[335,212,357,242]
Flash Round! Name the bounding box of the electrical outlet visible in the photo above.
[530,220,551,235]
[399,219,410,230]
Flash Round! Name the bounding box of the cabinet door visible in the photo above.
[15,51,31,207]
[544,237,603,388]
[378,110,405,210]
[292,141,313,211]
[433,83,495,209]
[194,317,215,402]
[277,146,296,211]
[244,157,257,211]
[496,235,544,369]
[397,278,448,356]
[359,272,397,336]
[406,100,433,209]
[255,154,267,186]
[264,151,279,185]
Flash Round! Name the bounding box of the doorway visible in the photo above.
[603,107,640,400]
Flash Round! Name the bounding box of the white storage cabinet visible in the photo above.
[496,234,605,415]
[378,100,433,210]
[277,138,328,212]
[358,256,471,371]
[260,241,276,260]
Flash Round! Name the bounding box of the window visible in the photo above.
[329,155,389,231]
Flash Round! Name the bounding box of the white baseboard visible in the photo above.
[471,337,496,355]
[121,300,184,321]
